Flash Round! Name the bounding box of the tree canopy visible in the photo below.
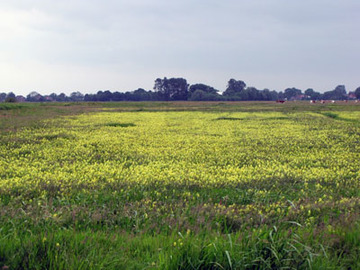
[222,79,246,96]
[154,77,189,101]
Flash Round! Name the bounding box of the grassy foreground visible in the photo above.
[1,102,360,269]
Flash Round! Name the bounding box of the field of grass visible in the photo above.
[1,102,359,269]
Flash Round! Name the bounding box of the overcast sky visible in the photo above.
[1,0,359,96]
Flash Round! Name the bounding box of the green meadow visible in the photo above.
[1,102,359,269]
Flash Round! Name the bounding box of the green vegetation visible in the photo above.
[105,122,136,127]
[3,78,357,102]
[1,102,359,269]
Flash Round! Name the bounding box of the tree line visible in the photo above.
[1,78,360,103]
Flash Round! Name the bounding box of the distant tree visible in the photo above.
[5,92,17,103]
[188,83,221,100]
[112,91,125,101]
[222,79,246,96]
[154,77,189,101]
[284,88,302,100]
[354,87,360,99]
[6,92,16,98]
[188,90,206,101]
[223,85,274,101]
[5,97,17,103]
[70,91,84,102]
[322,85,347,100]
[130,88,152,101]
[26,91,44,102]
[236,90,249,100]
[147,90,160,101]
[246,87,262,100]
[57,93,68,102]
[260,89,270,101]
[189,84,218,95]
[277,91,285,100]
[270,90,280,101]
[49,93,58,101]
[304,88,314,98]
[84,94,94,101]
[189,90,223,101]
[304,88,321,100]
[96,90,113,101]
[0,92,6,102]
[260,89,279,101]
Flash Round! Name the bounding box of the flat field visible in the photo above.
[1,102,359,269]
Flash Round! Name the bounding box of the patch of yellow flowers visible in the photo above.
[1,110,359,227]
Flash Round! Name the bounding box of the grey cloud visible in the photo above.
[0,0,359,95]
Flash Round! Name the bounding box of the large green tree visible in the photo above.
[284,87,302,100]
[322,85,347,100]
[305,88,321,100]
[154,77,189,101]
[222,79,246,96]
[188,83,221,101]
